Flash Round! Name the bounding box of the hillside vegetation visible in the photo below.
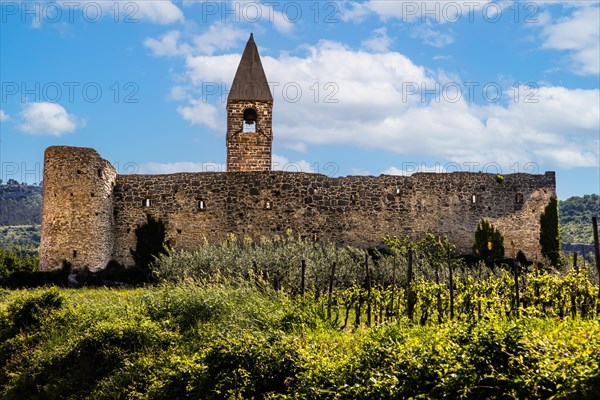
[0,183,42,226]
[560,194,600,245]
[0,225,41,257]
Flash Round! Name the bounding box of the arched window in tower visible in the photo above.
[243,108,257,133]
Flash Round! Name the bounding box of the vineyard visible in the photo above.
[1,233,599,399]
[153,233,600,326]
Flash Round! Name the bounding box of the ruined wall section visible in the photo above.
[226,101,272,172]
[40,146,117,271]
[111,171,555,266]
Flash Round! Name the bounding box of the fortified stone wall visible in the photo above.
[110,170,555,267]
[40,146,556,270]
[40,146,117,271]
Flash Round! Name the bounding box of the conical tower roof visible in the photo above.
[228,34,273,102]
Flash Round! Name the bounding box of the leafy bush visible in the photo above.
[0,248,38,279]
[0,288,63,341]
[143,284,229,330]
[472,219,505,262]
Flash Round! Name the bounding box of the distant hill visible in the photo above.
[559,194,600,245]
[0,183,42,226]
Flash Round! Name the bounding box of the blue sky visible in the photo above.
[0,0,598,200]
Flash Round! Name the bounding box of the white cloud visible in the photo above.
[192,23,248,55]
[361,27,393,52]
[17,102,85,136]
[144,30,183,57]
[540,4,600,75]
[411,25,454,48]
[272,154,314,173]
[54,1,183,25]
[0,110,9,121]
[342,0,490,23]
[144,24,247,58]
[381,166,405,175]
[242,1,294,34]
[176,99,220,129]
[382,164,447,175]
[153,35,599,170]
[138,161,225,174]
[133,0,184,24]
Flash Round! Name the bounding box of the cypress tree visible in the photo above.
[540,196,561,267]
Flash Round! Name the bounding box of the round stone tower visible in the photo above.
[40,146,117,271]
[226,33,273,172]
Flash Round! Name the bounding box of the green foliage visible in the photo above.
[153,233,367,295]
[0,225,40,258]
[560,194,600,245]
[0,248,38,279]
[472,219,505,261]
[0,284,598,399]
[0,288,63,341]
[540,197,562,267]
[130,214,167,277]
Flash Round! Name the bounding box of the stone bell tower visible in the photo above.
[226,33,273,172]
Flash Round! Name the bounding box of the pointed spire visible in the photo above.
[228,34,273,102]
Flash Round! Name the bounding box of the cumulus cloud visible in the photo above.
[272,154,314,173]
[361,27,393,52]
[540,4,600,75]
[150,34,599,169]
[133,0,184,24]
[138,161,225,174]
[176,99,220,129]
[382,164,448,175]
[192,23,248,55]
[50,1,184,25]
[0,110,9,121]
[144,30,183,57]
[17,102,85,136]
[342,0,490,23]
[144,24,247,58]
[411,25,454,47]
[245,1,295,34]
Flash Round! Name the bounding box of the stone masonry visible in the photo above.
[40,147,555,271]
[226,100,273,172]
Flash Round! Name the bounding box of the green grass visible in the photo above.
[1,284,598,400]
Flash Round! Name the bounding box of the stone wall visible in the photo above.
[110,170,555,266]
[40,146,556,270]
[226,100,272,172]
[40,146,116,271]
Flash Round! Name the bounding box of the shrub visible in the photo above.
[472,219,505,262]
[130,214,168,276]
[142,285,228,331]
[0,288,64,341]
